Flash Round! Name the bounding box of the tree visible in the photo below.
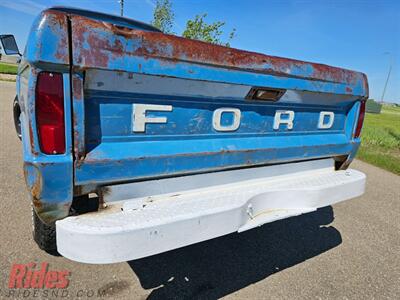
[150,1,236,46]
[182,14,235,47]
[150,0,175,34]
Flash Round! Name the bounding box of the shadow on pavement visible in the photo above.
[128,206,341,299]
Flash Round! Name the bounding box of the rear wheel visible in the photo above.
[32,207,58,255]
[13,96,21,140]
[31,195,97,255]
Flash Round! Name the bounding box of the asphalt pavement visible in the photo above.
[0,81,399,299]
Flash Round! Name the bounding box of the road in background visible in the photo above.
[0,81,399,299]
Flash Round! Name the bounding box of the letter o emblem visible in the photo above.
[212,108,241,132]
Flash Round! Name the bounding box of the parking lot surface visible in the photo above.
[0,81,399,299]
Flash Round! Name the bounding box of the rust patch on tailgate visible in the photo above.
[70,15,363,85]
[48,11,69,63]
[35,9,70,64]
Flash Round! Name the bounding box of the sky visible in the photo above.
[0,0,399,103]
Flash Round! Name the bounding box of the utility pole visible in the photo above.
[119,0,124,16]
[381,52,393,103]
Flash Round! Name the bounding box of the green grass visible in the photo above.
[357,104,400,175]
[0,62,18,74]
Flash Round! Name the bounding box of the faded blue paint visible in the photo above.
[20,68,73,223]
[24,11,69,67]
[85,92,347,139]
[76,88,360,184]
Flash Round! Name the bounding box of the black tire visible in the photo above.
[31,195,96,255]
[32,207,59,256]
[13,96,21,140]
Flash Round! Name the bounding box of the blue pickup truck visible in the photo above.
[1,7,368,264]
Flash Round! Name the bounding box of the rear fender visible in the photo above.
[21,68,73,224]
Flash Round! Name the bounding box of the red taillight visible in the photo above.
[35,72,65,154]
[354,100,366,138]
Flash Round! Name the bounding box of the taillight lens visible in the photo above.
[354,100,366,138]
[35,72,65,154]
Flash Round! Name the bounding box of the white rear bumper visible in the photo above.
[56,159,365,264]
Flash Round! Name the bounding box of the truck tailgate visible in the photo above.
[69,14,368,186]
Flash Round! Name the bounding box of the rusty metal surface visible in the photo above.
[24,10,69,66]
[71,73,86,166]
[69,14,367,90]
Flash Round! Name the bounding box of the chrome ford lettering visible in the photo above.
[318,111,335,129]
[273,110,295,130]
[132,104,173,132]
[213,108,241,132]
[132,104,335,133]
